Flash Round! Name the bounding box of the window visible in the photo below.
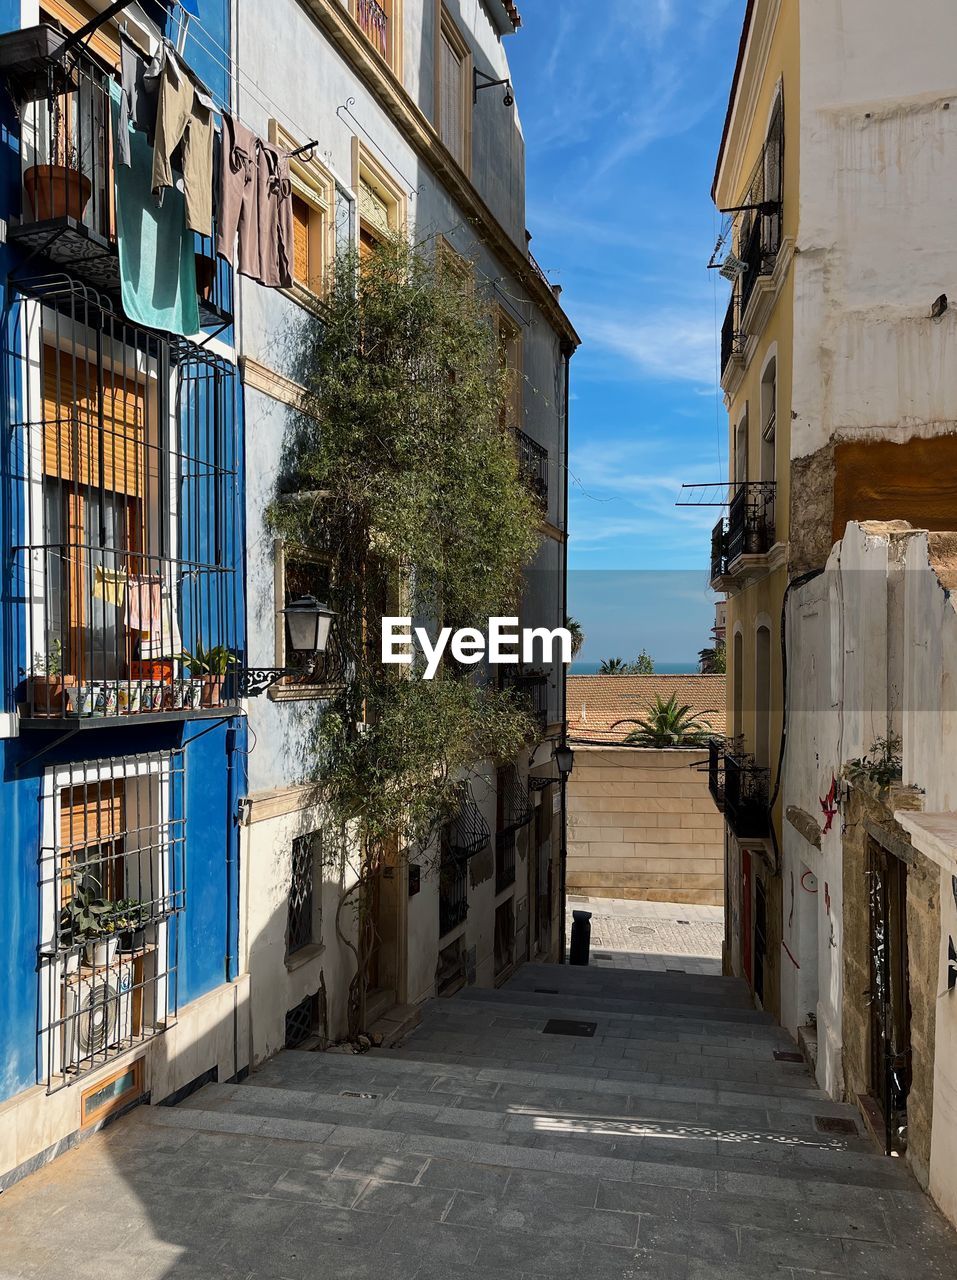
[39,752,185,1089]
[272,545,344,699]
[287,832,321,958]
[437,7,472,172]
[497,307,523,430]
[755,625,771,768]
[353,142,406,263]
[269,122,335,303]
[352,0,402,73]
[734,410,749,484]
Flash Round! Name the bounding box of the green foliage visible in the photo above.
[614,693,715,748]
[29,637,62,677]
[599,651,654,675]
[60,887,116,943]
[844,734,903,789]
[268,235,541,851]
[180,643,236,676]
[566,617,584,660]
[699,640,727,674]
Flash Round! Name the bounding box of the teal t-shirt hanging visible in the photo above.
[109,78,200,337]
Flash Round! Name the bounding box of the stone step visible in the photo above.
[253,1047,844,1117]
[454,983,775,1025]
[159,1083,911,1193]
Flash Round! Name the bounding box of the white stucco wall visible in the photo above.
[792,1,957,461]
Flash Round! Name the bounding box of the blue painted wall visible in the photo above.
[0,0,247,1106]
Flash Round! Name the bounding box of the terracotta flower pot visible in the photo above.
[201,674,225,708]
[30,673,76,717]
[24,164,92,221]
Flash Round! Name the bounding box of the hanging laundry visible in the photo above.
[109,79,200,337]
[149,41,215,237]
[116,32,158,168]
[93,564,126,607]
[216,114,294,289]
[128,572,182,659]
[217,113,260,278]
[257,141,294,289]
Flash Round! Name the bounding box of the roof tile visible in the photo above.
[567,674,727,745]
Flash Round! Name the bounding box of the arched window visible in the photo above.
[732,631,744,738]
[760,357,777,541]
[755,625,772,768]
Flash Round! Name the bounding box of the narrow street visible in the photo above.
[3,961,957,1280]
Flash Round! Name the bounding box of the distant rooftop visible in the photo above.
[567,674,727,745]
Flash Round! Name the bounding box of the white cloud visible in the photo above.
[573,304,719,385]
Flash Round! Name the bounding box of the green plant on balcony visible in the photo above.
[843,734,903,790]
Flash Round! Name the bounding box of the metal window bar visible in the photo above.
[357,0,389,58]
[710,518,728,583]
[707,736,726,810]
[439,837,469,937]
[7,276,241,722]
[726,482,776,564]
[287,831,319,956]
[446,783,491,859]
[7,48,232,326]
[495,828,516,894]
[728,97,784,316]
[514,428,548,508]
[37,749,185,1091]
[496,762,532,834]
[720,289,743,375]
[501,666,549,733]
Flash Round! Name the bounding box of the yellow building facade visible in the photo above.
[709,0,799,1018]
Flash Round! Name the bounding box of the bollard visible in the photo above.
[569,909,592,966]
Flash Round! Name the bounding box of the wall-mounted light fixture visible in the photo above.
[240,597,337,697]
[474,67,513,107]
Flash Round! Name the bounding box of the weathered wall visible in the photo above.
[567,748,724,906]
[906,847,940,1189]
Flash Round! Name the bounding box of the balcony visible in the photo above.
[707,736,726,811]
[3,36,231,331]
[501,666,549,733]
[357,0,389,59]
[724,752,771,841]
[721,291,743,377]
[10,277,241,727]
[727,482,776,565]
[515,428,548,510]
[711,518,728,585]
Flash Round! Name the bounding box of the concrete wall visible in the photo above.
[567,748,724,907]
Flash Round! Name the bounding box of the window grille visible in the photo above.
[495,828,516,894]
[7,277,241,722]
[439,835,469,937]
[287,832,320,956]
[37,750,185,1091]
[285,992,319,1049]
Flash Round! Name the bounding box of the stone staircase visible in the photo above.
[6,964,952,1279]
[125,961,957,1279]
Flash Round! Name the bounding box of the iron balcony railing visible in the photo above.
[495,829,516,894]
[724,752,771,840]
[9,277,241,725]
[515,428,548,509]
[727,482,776,564]
[711,518,728,583]
[357,0,389,58]
[6,41,232,329]
[708,736,726,810]
[502,666,549,732]
[719,97,784,372]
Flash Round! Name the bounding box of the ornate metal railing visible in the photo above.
[711,518,728,584]
[721,290,743,375]
[357,0,389,58]
[514,428,548,509]
[727,482,776,564]
[724,752,771,840]
[439,842,468,937]
[708,736,726,810]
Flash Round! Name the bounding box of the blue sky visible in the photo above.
[508,1,745,664]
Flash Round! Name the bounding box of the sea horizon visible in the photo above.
[570,661,702,675]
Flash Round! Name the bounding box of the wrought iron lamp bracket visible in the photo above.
[474,67,513,106]
[239,667,304,698]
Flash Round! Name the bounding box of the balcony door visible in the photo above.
[41,344,150,681]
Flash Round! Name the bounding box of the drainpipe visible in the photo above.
[559,345,571,963]
[225,721,240,982]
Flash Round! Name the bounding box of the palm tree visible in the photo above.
[613,693,715,748]
[698,640,727,674]
[599,657,628,674]
[566,617,584,660]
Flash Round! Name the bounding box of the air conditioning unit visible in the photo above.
[61,958,135,1072]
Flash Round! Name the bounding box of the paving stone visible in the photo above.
[418,1156,512,1195]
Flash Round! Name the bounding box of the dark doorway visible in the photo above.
[754,874,768,1006]
[867,836,912,1155]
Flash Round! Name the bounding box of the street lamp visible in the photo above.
[240,597,338,697]
[554,740,575,963]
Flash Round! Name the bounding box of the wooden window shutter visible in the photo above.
[59,779,127,904]
[291,194,311,286]
[440,30,464,167]
[42,347,147,497]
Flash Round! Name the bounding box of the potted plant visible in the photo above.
[23,638,75,716]
[60,887,118,968]
[181,644,237,707]
[114,898,151,951]
[23,100,92,222]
